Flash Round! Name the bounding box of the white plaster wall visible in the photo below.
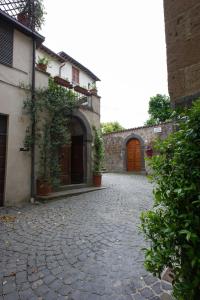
[57,61,94,88]
[36,49,95,88]
[35,69,49,89]
[13,30,32,76]
[0,30,49,206]
[0,82,31,205]
[36,49,60,77]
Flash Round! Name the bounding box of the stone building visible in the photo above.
[103,123,173,173]
[0,6,100,206]
[164,0,200,107]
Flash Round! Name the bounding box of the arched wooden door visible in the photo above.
[126,139,141,172]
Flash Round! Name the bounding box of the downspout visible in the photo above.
[30,0,36,203]
[30,37,36,203]
[59,62,66,77]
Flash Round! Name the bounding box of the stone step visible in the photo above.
[57,183,87,191]
[36,186,107,202]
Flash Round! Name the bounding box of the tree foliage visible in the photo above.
[101,121,124,134]
[141,100,200,299]
[145,94,172,126]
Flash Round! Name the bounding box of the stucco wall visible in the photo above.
[0,29,34,206]
[164,0,200,106]
[0,29,49,206]
[36,48,94,88]
[103,123,173,173]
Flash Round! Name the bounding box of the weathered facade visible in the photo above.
[103,123,173,173]
[0,11,46,206]
[0,10,100,206]
[164,0,200,107]
[36,45,101,188]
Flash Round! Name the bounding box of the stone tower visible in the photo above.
[164,0,200,107]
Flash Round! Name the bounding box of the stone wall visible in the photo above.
[103,122,173,173]
[164,0,200,107]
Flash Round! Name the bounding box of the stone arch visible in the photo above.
[122,133,145,172]
[71,110,93,184]
[72,110,93,142]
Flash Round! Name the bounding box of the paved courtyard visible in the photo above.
[0,173,172,300]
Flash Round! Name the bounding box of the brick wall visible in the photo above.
[103,122,173,173]
[164,0,200,107]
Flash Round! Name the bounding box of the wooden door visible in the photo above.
[71,136,84,184]
[0,115,7,206]
[60,144,71,185]
[127,139,141,172]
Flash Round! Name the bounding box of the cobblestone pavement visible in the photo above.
[0,173,173,300]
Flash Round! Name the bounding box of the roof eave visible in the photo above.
[59,51,100,82]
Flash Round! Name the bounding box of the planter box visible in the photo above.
[54,76,73,88]
[74,85,91,96]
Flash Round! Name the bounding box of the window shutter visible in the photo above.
[0,20,13,66]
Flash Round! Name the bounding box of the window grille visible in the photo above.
[0,19,13,66]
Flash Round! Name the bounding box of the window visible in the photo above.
[0,20,13,66]
[72,66,79,84]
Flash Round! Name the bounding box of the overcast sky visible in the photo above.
[41,0,168,128]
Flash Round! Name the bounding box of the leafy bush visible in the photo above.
[93,127,104,173]
[141,100,200,299]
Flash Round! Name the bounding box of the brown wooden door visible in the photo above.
[127,139,141,172]
[71,136,84,184]
[60,144,71,185]
[0,115,7,206]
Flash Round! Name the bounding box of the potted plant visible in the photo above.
[93,127,104,187]
[36,124,52,196]
[17,10,29,27]
[17,0,46,31]
[36,56,49,72]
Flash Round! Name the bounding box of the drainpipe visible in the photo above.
[30,38,36,203]
[59,62,66,77]
[30,0,36,203]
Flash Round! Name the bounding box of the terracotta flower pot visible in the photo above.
[36,179,51,196]
[17,12,29,27]
[93,173,102,187]
[37,63,47,72]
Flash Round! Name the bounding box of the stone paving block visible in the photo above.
[0,174,174,300]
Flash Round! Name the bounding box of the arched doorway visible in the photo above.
[60,114,91,185]
[126,138,141,172]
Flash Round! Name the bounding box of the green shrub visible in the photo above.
[93,127,104,173]
[141,100,200,299]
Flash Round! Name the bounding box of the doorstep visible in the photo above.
[36,186,107,201]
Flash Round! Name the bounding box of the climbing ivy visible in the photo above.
[23,78,78,187]
[141,99,200,299]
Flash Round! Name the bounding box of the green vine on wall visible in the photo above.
[23,77,79,187]
[93,126,104,174]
